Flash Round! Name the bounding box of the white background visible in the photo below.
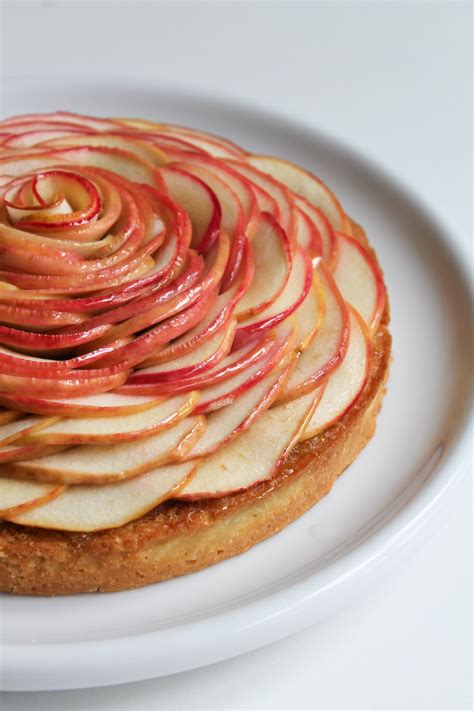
[0,1,472,709]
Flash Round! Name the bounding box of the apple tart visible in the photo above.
[0,112,390,595]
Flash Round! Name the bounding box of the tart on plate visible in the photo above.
[0,112,390,595]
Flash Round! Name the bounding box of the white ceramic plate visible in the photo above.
[0,77,472,692]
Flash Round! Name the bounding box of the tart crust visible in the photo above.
[0,223,391,596]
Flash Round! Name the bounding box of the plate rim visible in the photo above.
[1,75,472,691]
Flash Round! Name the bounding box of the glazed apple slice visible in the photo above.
[42,133,168,167]
[0,343,122,376]
[168,164,244,240]
[177,389,319,499]
[140,258,251,366]
[183,358,294,459]
[130,320,236,383]
[294,195,336,266]
[84,231,228,337]
[0,415,59,446]
[159,166,221,252]
[0,224,84,276]
[90,284,218,370]
[277,265,349,403]
[172,155,258,227]
[301,307,370,440]
[292,275,325,352]
[0,366,129,399]
[225,160,297,238]
[114,129,209,159]
[130,121,246,159]
[84,257,219,346]
[0,111,121,132]
[0,443,66,464]
[0,477,66,516]
[235,248,312,343]
[193,320,294,413]
[0,323,112,356]
[114,244,254,373]
[125,325,276,396]
[0,302,86,330]
[234,212,292,319]
[0,408,20,426]
[5,416,206,484]
[22,392,199,446]
[0,251,202,316]
[46,145,164,188]
[166,163,246,289]
[295,207,322,263]
[4,461,199,532]
[246,155,351,233]
[1,127,94,148]
[332,232,385,332]
[0,392,164,417]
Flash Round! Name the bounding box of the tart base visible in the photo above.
[0,307,391,596]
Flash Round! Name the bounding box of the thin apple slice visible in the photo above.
[0,367,129,399]
[140,274,246,366]
[84,262,219,345]
[4,461,199,532]
[2,127,94,148]
[0,415,59,446]
[332,232,385,332]
[234,212,291,318]
[159,166,221,252]
[172,155,257,226]
[0,443,66,464]
[134,121,246,159]
[0,111,121,132]
[0,408,20,425]
[118,246,254,377]
[130,321,236,383]
[128,331,273,396]
[277,266,349,403]
[0,477,65,516]
[0,392,164,417]
[0,323,111,356]
[0,302,86,329]
[194,320,294,413]
[168,164,244,240]
[47,146,164,188]
[295,207,322,263]
[225,160,296,238]
[166,163,245,290]
[246,155,351,233]
[294,195,336,266]
[0,343,117,376]
[183,358,294,460]
[177,390,318,499]
[301,307,370,440]
[42,133,168,167]
[292,275,325,352]
[235,248,312,342]
[92,284,218,370]
[22,392,198,446]
[5,416,206,484]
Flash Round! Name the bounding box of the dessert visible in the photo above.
[0,112,391,595]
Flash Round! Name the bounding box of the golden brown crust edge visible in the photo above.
[0,223,391,596]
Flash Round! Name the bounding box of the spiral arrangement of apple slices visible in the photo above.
[0,112,385,531]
